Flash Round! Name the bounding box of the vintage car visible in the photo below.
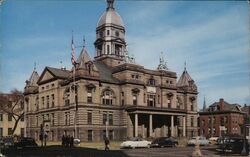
[216,137,249,154]
[150,137,178,148]
[187,136,210,146]
[14,137,38,149]
[120,137,151,149]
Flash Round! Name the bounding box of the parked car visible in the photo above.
[1,136,14,149]
[216,136,229,145]
[216,137,249,154]
[187,136,210,146]
[14,137,38,149]
[150,137,178,148]
[120,137,151,149]
[209,136,219,143]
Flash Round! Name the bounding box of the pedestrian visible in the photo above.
[104,137,110,151]
[66,135,70,147]
[70,135,74,147]
[39,133,43,147]
[62,134,66,146]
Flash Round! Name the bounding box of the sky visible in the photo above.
[0,0,249,110]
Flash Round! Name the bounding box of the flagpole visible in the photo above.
[71,31,78,139]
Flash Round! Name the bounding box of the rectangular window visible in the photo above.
[87,112,92,124]
[21,128,24,137]
[107,45,110,54]
[147,95,155,107]
[51,94,55,107]
[133,95,137,105]
[88,130,93,141]
[87,89,92,103]
[107,30,110,35]
[51,113,54,126]
[190,101,194,111]
[65,112,68,125]
[36,116,39,127]
[46,95,50,108]
[0,113,3,121]
[0,128,3,137]
[103,113,107,125]
[109,114,113,125]
[167,98,171,108]
[41,97,45,108]
[8,113,12,121]
[8,128,12,135]
[191,117,194,127]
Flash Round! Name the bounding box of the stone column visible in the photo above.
[149,114,153,137]
[171,115,174,137]
[135,113,138,137]
[183,116,186,137]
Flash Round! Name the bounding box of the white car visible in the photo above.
[120,137,151,149]
[187,136,210,146]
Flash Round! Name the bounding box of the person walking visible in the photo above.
[104,137,110,151]
[62,134,66,147]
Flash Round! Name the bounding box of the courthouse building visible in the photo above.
[24,0,199,141]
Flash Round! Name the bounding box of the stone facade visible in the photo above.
[24,0,199,142]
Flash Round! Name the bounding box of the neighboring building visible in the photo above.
[241,104,250,138]
[24,0,199,142]
[199,98,244,138]
[0,93,25,137]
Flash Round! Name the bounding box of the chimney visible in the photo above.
[219,98,224,110]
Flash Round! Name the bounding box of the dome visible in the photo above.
[97,9,124,28]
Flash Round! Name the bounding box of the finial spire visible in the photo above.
[83,35,86,48]
[184,61,187,71]
[107,0,114,10]
[34,62,37,71]
[203,96,206,112]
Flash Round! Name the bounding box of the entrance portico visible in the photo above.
[126,106,187,138]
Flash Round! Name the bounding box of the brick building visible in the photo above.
[24,0,199,142]
[199,98,245,138]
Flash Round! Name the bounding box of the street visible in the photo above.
[2,145,245,157]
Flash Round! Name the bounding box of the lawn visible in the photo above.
[37,141,122,150]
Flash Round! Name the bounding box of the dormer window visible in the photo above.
[148,78,155,86]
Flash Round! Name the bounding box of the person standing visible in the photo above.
[104,137,110,151]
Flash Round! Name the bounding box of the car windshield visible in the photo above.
[129,137,142,141]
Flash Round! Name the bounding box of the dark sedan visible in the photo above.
[150,137,178,148]
[216,137,249,154]
[14,137,38,149]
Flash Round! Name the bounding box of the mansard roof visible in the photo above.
[94,60,119,83]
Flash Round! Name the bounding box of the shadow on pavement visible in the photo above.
[2,145,129,157]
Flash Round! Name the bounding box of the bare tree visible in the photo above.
[0,89,24,135]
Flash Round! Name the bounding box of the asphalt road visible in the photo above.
[1,145,247,157]
[122,146,219,157]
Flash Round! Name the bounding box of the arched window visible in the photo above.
[102,90,113,105]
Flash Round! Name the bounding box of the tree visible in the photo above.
[0,89,24,136]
